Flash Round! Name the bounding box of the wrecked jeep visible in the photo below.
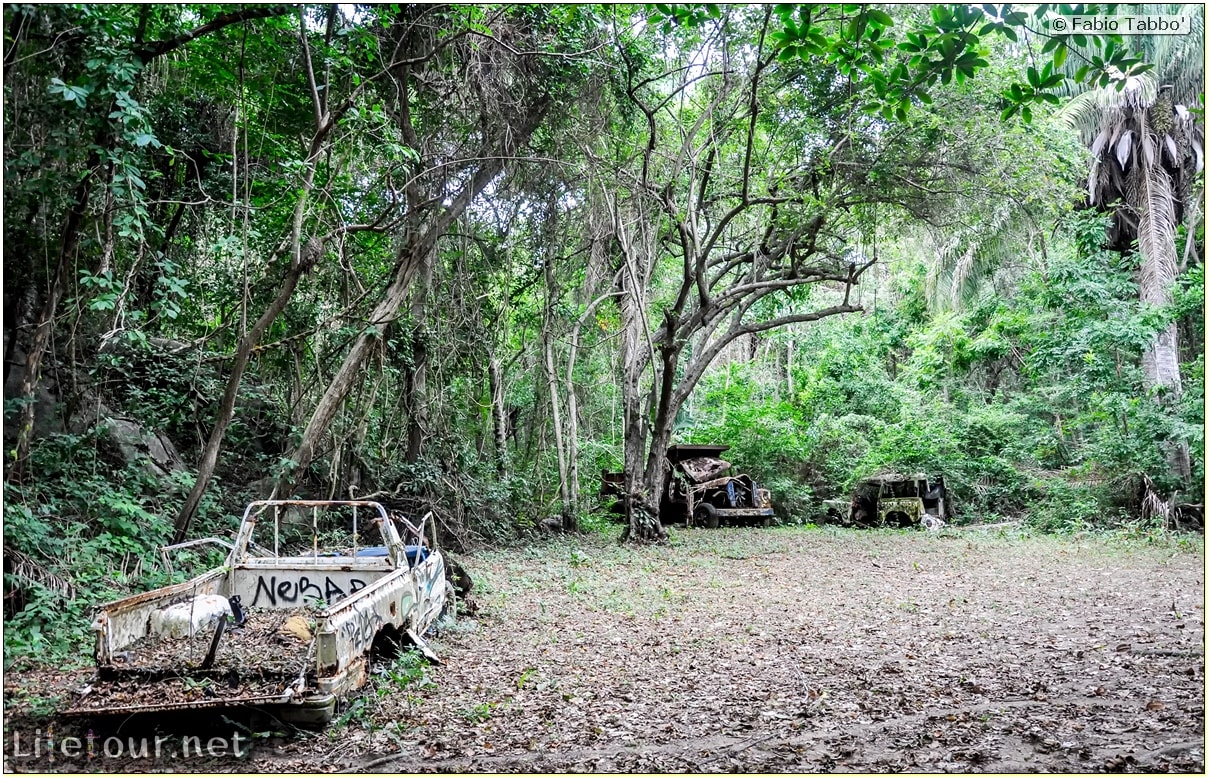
[66,500,451,727]
[843,473,949,528]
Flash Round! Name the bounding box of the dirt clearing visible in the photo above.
[5,526,1204,772]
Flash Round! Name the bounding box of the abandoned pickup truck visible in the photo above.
[66,500,449,726]
[601,444,773,527]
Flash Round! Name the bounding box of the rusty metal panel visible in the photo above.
[877,497,924,524]
[692,475,738,493]
[319,566,415,676]
[66,690,295,718]
[94,569,228,663]
[713,507,775,518]
[315,655,368,698]
[679,457,731,484]
[409,553,447,635]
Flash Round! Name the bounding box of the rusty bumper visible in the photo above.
[63,682,337,725]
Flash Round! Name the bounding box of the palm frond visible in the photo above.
[1140,4,1204,103]
[925,205,1029,311]
[3,547,76,599]
[1056,75,1157,144]
[1128,112,1180,306]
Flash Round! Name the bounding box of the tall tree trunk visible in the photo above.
[283,108,547,489]
[1143,324,1190,481]
[785,338,795,397]
[642,310,681,494]
[566,290,621,528]
[617,245,664,541]
[172,238,321,542]
[542,304,571,528]
[9,150,99,481]
[404,247,435,464]
[1135,135,1191,483]
[489,356,508,476]
[538,210,573,529]
[404,334,428,464]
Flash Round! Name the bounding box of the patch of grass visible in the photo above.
[460,701,497,723]
[331,694,373,731]
[515,666,543,690]
[381,649,433,692]
[3,687,61,723]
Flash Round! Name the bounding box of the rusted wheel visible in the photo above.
[695,503,720,529]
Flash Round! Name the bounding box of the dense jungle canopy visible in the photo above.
[2,3,1204,658]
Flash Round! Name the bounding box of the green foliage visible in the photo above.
[648,3,1152,122]
[676,207,1199,526]
[4,429,227,665]
[1023,477,1120,533]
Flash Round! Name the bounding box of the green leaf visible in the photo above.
[1053,44,1067,68]
[867,9,893,27]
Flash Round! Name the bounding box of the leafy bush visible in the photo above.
[4,430,228,666]
[1023,477,1124,534]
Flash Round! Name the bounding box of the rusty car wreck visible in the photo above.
[664,444,774,527]
[66,500,450,727]
[840,473,949,528]
[602,444,774,528]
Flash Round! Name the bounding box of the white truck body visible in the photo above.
[67,500,448,726]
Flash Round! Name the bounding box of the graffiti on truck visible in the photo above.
[339,608,383,652]
[250,574,368,607]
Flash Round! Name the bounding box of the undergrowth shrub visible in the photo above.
[3,428,227,666]
[1022,477,1124,533]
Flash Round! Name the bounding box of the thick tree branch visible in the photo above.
[741,8,773,204]
[135,5,293,62]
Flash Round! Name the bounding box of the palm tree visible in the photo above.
[1057,4,1204,483]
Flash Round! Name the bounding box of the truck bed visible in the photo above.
[69,606,318,716]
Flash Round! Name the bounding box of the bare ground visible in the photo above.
[4,525,1205,773]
